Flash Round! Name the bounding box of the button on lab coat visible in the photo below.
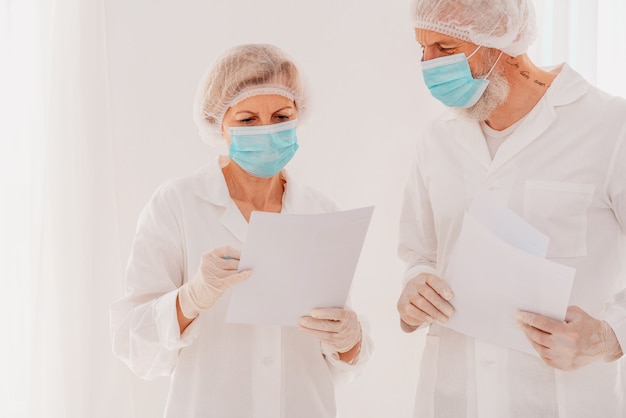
[399,64,626,418]
[110,157,372,418]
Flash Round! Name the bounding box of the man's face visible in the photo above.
[415,28,492,77]
[415,28,510,121]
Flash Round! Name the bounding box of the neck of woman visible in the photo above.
[222,159,285,221]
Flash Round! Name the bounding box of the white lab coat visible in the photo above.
[400,64,626,418]
[110,157,372,418]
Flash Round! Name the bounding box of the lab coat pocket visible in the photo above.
[414,334,440,418]
[523,181,595,258]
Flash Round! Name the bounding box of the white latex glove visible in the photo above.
[516,306,624,371]
[397,273,455,332]
[299,308,362,354]
[178,245,251,319]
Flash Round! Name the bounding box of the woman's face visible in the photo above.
[221,94,298,145]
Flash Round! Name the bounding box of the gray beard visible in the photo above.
[454,70,510,122]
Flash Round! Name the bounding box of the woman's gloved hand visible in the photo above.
[178,245,251,319]
[516,306,624,371]
[299,308,362,354]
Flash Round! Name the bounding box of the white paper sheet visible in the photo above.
[468,186,549,257]
[225,206,374,327]
[443,212,575,355]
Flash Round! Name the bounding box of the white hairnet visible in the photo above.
[412,0,537,57]
[193,43,306,146]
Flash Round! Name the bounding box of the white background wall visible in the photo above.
[105,1,441,417]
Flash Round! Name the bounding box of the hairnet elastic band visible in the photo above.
[220,85,296,113]
[413,20,472,44]
[205,85,299,126]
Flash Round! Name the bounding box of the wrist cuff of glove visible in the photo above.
[178,283,201,319]
[601,320,624,362]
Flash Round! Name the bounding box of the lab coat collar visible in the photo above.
[451,118,493,170]
[192,156,231,207]
[440,63,588,121]
[446,63,590,173]
[489,63,589,173]
[280,170,315,214]
[488,98,555,174]
[544,63,589,107]
[192,156,248,242]
[191,156,316,242]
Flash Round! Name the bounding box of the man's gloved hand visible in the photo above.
[397,273,455,332]
[516,305,624,371]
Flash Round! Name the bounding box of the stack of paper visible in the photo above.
[442,188,575,355]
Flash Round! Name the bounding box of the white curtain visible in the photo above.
[1,0,132,417]
[0,2,46,416]
[596,0,626,97]
[530,0,599,81]
[530,0,626,96]
[31,0,134,415]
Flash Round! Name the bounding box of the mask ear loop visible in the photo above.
[482,51,504,80]
[466,45,482,60]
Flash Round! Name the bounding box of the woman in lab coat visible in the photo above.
[110,43,371,418]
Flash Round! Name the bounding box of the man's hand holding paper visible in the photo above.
[406,189,578,357]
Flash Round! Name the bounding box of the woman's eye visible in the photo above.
[274,114,291,121]
[237,117,254,124]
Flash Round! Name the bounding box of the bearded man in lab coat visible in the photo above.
[396,0,626,417]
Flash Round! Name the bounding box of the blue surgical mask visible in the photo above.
[227,119,299,178]
[421,46,501,108]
